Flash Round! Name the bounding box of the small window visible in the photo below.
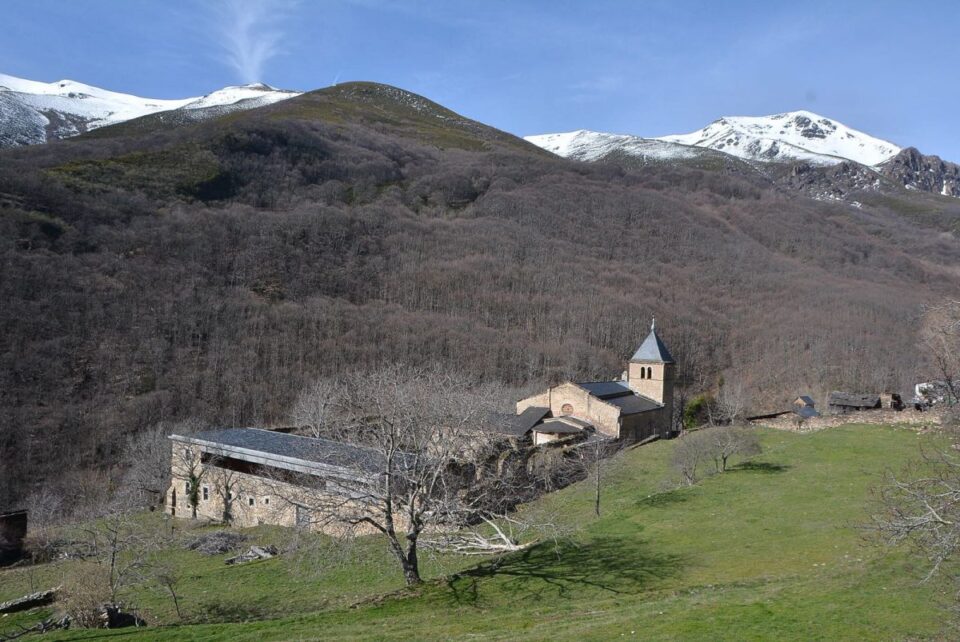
[202,486,209,501]
[640,368,646,380]
[248,497,255,507]
[647,367,653,379]
[561,403,574,415]
[264,498,270,505]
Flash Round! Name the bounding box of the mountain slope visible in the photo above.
[1,81,959,513]
[0,72,299,147]
[656,110,901,166]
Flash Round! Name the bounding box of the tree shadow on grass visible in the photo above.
[444,536,684,607]
[636,487,697,508]
[730,461,790,474]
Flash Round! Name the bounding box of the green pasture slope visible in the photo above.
[2,424,952,641]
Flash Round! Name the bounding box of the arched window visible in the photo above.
[647,367,653,379]
[639,368,646,380]
[561,403,574,415]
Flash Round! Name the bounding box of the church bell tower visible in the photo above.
[627,319,675,408]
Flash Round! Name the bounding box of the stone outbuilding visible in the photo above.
[165,428,401,531]
[514,321,676,444]
[828,392,882,414]
[0,510,27,565]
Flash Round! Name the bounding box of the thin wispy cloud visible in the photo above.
[214,0,298,84]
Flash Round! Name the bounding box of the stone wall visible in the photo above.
[752,408,943,433]
[166,442,380,534]
[620,407,671,442]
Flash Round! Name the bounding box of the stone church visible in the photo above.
[514,321,676,444]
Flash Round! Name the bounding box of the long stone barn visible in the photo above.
[166,428,392,531]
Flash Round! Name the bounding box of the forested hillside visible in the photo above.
[2,82,959,508]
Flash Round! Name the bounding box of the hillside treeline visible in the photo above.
[1,86,959,508]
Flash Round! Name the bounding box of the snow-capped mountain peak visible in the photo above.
[656,110,901,166]
[0,72,301,148]
[525,129,701,163]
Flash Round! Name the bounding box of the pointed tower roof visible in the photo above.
[630,319,675,364]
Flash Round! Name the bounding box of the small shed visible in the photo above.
[0,510,27,565]
[793,395,816,409]
[828,392,881,414]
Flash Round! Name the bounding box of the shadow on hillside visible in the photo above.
[731,461,790,474]
[636,488,697,508]
[444,536,684,606]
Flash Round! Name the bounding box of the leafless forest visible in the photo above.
[1,85,959,509]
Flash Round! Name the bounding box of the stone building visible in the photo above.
[514,321,676,443]
[165,428,396,531]
[0,510,27,565]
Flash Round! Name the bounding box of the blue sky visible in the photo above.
[3,0,958,159]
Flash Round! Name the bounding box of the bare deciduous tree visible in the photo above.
[921,301,960,406]
[274,365,551,586]
[171,443,206,520]
[709,377,750,426]
[287,378,343,437]
[671,425,762,484]
[709,425,762,473]
[119,418,203,511]
[208,462,241,525]
[867,446,960,583]
[671,430,713,486]
[68,511,158,607]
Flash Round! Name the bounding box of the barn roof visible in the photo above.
[630,320,675,364]
[172,428,409,476]
[828,392,881,408]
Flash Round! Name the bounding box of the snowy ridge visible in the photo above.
[656,110,901,167]
[0,73,300,147]
[524,130,701,163]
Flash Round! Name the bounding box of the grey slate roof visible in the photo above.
[577,381,634,400]
[505,407,551,437]
[184,428,404,475]
[630,326,675,364]
[793,406,821,419]
[576,381,663,415]
[536,418,590,434]
[605,394,662,415]
[828,392,881,408]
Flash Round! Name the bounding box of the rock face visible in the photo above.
[775,161,884,202]
[877,147,960,197]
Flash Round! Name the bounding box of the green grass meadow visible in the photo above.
[1,424,952,641]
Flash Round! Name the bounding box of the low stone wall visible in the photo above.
[751,408,943,433]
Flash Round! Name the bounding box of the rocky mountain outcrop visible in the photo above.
[877,147,960,197]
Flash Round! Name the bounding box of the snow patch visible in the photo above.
[0,72,301,145]
[524,130,701,163]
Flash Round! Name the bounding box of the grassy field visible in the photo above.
[1,424,953,641]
